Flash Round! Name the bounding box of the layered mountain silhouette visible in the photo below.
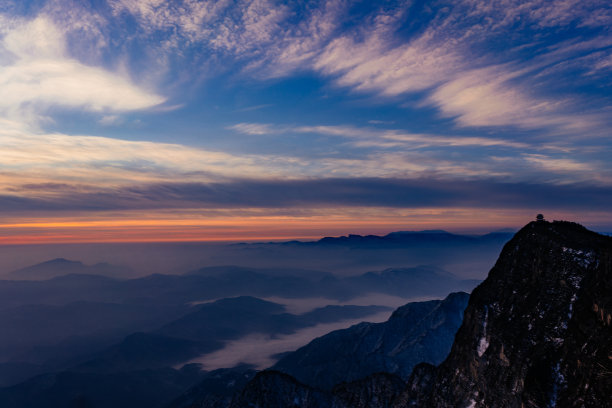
[0,259,473,395]
[6,222,607,407]
[167,292,469,407]
[7,258,134,280]
[264,230,512,248]
[228,229,513,276]
[271,292,469,390]
[210,220,611,407]
[0,264,474,310]
[0,297,388,407]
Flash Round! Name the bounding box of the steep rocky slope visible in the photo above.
[398,220,612,407]
[272,292,469,390]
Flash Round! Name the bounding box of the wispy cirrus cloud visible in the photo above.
[10,0,609,136]
[305,1,612,133]
[0,130,291,189]
[108,0,345,75]
[228,121,611,184]
[2,118,607,213]
[230,122,538,150]
[425,65,604,131]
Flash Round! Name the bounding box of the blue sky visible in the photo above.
[0,0,611,241]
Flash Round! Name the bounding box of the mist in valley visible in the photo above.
[0,230,512,407]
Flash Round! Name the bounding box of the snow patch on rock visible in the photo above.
[477,307,489,357]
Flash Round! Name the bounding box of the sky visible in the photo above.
[0,0,611,243]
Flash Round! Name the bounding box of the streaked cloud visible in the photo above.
[229,123,276,136]
[522,154,594,174]
[8,0,607,135]
[2,176,612,216]
[0,130,292,188]
[229,122,558,150]
[0,15,164,125]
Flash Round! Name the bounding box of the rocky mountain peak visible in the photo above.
[401,220,612,407]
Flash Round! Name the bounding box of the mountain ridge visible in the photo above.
[400,220,612,407]
[7,258,133,280]
[233,229,513,247]
[217,220,612,407]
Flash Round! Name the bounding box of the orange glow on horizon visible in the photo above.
[0,207,608,245]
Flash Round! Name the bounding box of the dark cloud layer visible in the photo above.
[4,178,611,212]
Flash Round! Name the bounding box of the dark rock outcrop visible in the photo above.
[399,220,612,407]
[228,370,405,408]
[229,371,327,408]
[165,366,257,408]
[331,372,406,408]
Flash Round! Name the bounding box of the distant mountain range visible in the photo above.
[237,229,514,248]
[0,228,521,407]
[166,292,469,408]
[0,296,390,407]
[7,258,134,280]
[224,229,514,277]
[0,229,516,281]
[219,221,612,407]
[0,264,477,310]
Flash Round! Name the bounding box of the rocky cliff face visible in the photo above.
[399,220,612,407]
[272,292,469,390]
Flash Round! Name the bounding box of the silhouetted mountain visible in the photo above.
[272,292,468,390]
[168,292,468,407]
[0,298,190,387]
[258,230,512,250]
[0,296,391,408]
[186,266,333,281]
[62,296,388,374]
[229,370,328,408]
[344,266,478,298]
[0,274,122,309]
[230,230,512,277]
[7,258,133,280]
[399,220,612,407]
[0,301,186,359]
[0,229,510,405]
[156,296,387,341]
[218,221,612,407]
[74,333,216,373]
[1,264,456,388]
[0,263,475,311]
